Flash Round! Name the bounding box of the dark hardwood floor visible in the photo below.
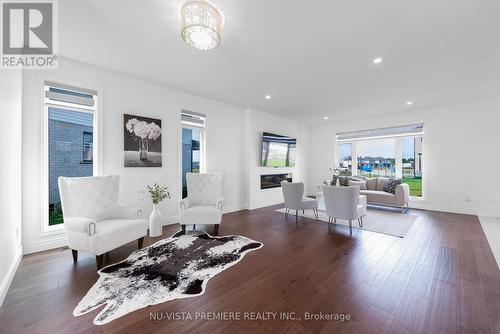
[1,205,499,334]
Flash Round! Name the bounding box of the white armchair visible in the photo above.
[179,172,224,235]
[281,181,318,222]
[322,185,367,235]
[58,175,148,269]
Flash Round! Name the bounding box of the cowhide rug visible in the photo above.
[73,231,263,325]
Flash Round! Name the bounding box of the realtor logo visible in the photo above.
[1,0,58,68]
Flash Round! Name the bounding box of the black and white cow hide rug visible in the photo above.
[73,231,263,325]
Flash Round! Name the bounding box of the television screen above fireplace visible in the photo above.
[260,132,296,167]
[260,173,293,189]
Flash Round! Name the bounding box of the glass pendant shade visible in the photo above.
[180,1,222,50]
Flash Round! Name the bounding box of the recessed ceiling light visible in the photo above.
[406,101,413,105]
[265,95,271,100]
[323,116,329,120]
[373,58,383,64]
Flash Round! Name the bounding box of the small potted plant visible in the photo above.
[143,183,171,237]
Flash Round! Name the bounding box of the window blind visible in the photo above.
[336,123,424,141]
[44,81,97,109]
[181,109,206,126]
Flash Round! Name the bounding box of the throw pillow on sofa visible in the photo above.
[383,178,401,194]
[339,176,350,186]
[365,178,377,190]
[331,176,350,186]
[349,180,367,190]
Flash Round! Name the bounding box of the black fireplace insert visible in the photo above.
[260,173,293,189]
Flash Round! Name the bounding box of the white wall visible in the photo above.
[21,57,311,254]
[0,70,23,305]
[21,57,247,253]
[308,98,500,217]
[244,109,310,209]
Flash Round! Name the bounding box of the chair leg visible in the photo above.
[181,225,186,234]
[138,237,144,249]
[214,224,219,235]
[71,249,78,263]
[295,210,298,223]
[328,217,332,230]
[348,220,352,235]
[303,210,305,214]
[96,254,104,270]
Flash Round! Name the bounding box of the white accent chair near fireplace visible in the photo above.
[179,172,225,234]
[281,181,319,222]
[322,185,367,235]
[58,175,148,269]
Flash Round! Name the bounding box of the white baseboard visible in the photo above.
[223,206,246,214]
[23,236,68,255]
[408,202,477,215]
[478,216,500,269]
[0,246,22,306]
[248,201,284,210]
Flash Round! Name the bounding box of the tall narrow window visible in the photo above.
[45,82,97,228]
[181,110,206,199]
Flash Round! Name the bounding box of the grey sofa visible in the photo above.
[353,177,410,213]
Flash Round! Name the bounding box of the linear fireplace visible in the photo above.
[260,173,293,189]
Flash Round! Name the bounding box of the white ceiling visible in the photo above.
[59,0,500,124]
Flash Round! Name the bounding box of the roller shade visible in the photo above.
[181,110,206,126]
[44,81,97,109]
[337,123,424,141]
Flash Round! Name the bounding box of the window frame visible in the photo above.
[336,133,425,202]
[180,122,206,174]
[40,80,102,233]
[180,112,206,201]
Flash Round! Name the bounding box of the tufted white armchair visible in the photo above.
[58,175,148,269]
[179,172,224,235]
